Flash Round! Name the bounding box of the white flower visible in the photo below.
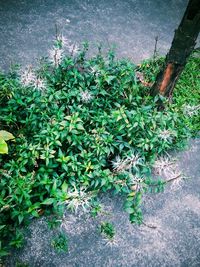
[126,152,142,168]
[102,237,118,247]
[20,68,36,86]
[65,186,93,213]
[90,66,97,74]
[158,129,176,142]
[112,156,126,173]
[57,34,69,48]
[20,68,47,91]
[153,155,186,190]
[33,78,46,91]
[80,90,93,103]
[183,104,200,117]
[129,174,145,192]
[112,152,142,173]
[49,47,63,67]
[91,66,101,77]
[168,169,185,190]
[135,71,145,82]
[67,43,79,55]
[153,156,176,175]
[54,31,79,56]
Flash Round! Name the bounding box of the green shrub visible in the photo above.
[100,221,115,240]
[0,43,199,256]
[51,232,68,253]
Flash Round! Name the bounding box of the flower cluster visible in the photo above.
[80,90,93,103]
[49,47,63,67]
[20,68,36,86]
[102,237,118,247]
[64,186,94,213]
[153,156,186,190]
[183,104,200,117]
[153,156,175,175]
[112,152,142,173]
[56,34,68,47]
[129,174,145,192]
[33,78,46,91]
[169,169,185,190]
[68,43,79,55]
[20,68,46,90]
[90,66,101,77]
[158,129,176,142]
[57,34,79,54]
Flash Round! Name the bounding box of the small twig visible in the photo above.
[153,36,158,60]
[70,43,76,57]
[55,23,59,41]
[142,221,157,229]
[165,174,182,184]
[148,173,183,188]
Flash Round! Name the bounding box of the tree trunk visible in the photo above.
[150,0,200,98]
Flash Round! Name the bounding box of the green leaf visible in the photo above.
[0,130,15,141]
[61,181,68,192]
[51,180,57,194]
[0,225,6,231]
[76,124,84,130]
[42,198,55,205]
[0,139,8,154]
[125,207,135,214]
[31,210,40,217]
[105,75,116,84]
[55,140,62,146]
[18,214,24,224]
[0,249,10,257]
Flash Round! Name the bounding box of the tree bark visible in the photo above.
[150,0,200,98]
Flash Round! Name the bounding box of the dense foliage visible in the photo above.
[0,44,199,256]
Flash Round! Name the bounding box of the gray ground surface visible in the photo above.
[0,0,195,70]
[5,139,200,266]
[1,0,200,266]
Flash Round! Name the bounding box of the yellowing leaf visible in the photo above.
[0,130,15,141]
[129,191,136,197]
[0,139,8,154]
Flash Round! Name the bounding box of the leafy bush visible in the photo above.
[51,232,68,253]
[100,221,115,240]
[0,42,199,256]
